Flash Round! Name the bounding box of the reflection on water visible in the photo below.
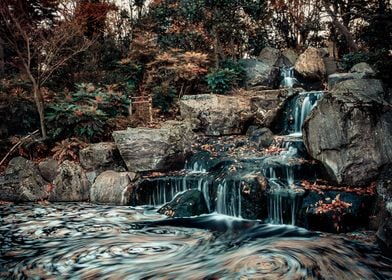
[1,203,391,279]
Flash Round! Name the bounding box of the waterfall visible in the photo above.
[292,91,323,135]
[280,66,298,88]
[216,180,242,218]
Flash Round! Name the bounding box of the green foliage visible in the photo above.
[45,84,130,141]
[152,85,177,113]
[206,60,245,94]
[341,52,375,70]
[207,68,238,94]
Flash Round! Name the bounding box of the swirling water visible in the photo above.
[1,203,391,279]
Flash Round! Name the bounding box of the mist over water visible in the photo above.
[1,203,391,279]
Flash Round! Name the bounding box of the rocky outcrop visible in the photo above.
[281,49,298,66]
[113,121,195,172]
[180,89,298,135]
[294,47,326,81]
[328,62,376,89]
[90,171,136,205]
[303,79,392,186]
[158,189,209,218]
[259,47,280,66]
[79,142,119,171]
[180,94,253,136]
[240,58,280,88]
[0,157,48,201]
[49,160,90,201]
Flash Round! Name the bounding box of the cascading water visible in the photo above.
[292,91,324,135]
[280,66,298,88]
[216,179,242,218]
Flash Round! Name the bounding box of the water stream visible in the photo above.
[1,203,391,279]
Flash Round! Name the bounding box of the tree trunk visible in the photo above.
[32,80,47,138]
[322,0,359,52]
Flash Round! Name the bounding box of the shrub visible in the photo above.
[206,68,238,94]
[45,83,130,141]
[206,60,246,94]
[151,84,177,113]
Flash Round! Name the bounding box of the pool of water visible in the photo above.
[1,203,391,279]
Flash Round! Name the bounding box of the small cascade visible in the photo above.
[216,180,242,218]
[280,66,298,88]
[148,177,189,206]
[292,91,323,135]
[268,189,301,225]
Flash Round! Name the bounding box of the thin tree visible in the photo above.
[0,1,94,138]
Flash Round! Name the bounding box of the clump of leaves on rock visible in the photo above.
[45,83,130,142]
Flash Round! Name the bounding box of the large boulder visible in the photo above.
[180,94,254,136]
[113,121,194,172]
[259,47,280,66]
[294,47,327,81]
[158,189,209,218]
[240,58,280,88]
[0,157,48,201]
[281,49,299,66]
[303,79,392,186]
[90,171,136,205]
[327,73,359,90]
[79,142,121,171]
[49,160,90,201]
[246,126,274,148]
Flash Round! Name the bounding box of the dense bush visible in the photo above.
[206,60,246,94]
[45,84,130,142]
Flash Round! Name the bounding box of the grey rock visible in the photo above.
[281,49,299,65]
[303,79,392,186]
[350,62,376,78]
[247,127,274,148]
[113,121,195,172]
[294,47,327,80]
[90,171,136,205]
[180,94,254,136]
[259,47,280,66]
[38,159,59,182]
[158,189,209,218]
[79,142,118,170]
[240,58,279,88]
[328,73,360,90]
[49,161,90,201]
[0,157,48,202]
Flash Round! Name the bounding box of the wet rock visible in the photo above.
[299,191,375,233]
[350,62,376,78]
[259,47,280,66]
[240,58,280,88]
[79,142,119,170]
[303,79,391,186]
[375,166,392,256]
[250,88,299,127]
[0,157,48,202]
[180,94,253,136]
[294,47,327,81]
[239,174,268,220]
[158,189,209,218]
[38,159,59,182]
[49,161,90,202]
[247,127,274,148]
[90,171,136,205]
[113,121,194,172]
